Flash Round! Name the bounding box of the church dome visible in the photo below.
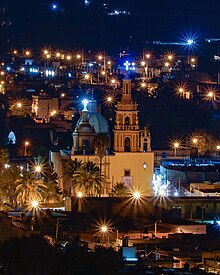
[75,98,109,134]
[76,121,94,134]
[88,112,109,133]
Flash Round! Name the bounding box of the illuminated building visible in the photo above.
[51,75,154,197]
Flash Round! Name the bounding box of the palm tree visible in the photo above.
[15,172,48,206]
[43,162,62,197]
[94,133,110,174]
[73,161,105,197]
[0,147,9,170]
[109,182,130,197]
[61,158,82,196]
[0,164,21,209]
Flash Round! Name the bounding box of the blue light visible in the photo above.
[68,73,72,78]
[51,3,58,10]
[217,221,220,225]
[82,99,89,110]
[124,60,131,71]
[6,67,11,71]
[187,39,194,45]
[30,68,39,73]
[84,0,90,6]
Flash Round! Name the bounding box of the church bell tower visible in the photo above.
[114,75,144,152]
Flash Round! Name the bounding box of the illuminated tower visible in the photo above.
[0,1,11,57]
[114,75,151,152]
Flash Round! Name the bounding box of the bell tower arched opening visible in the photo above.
[124,137,131,152]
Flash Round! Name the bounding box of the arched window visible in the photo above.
[125,83,129,94]
[8,131,16,144]
[143,138,148,152]
[125,116,130,125]
[124,137,131,152]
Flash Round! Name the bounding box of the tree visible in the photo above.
[15,172,48,206]
[0,147,9,170]
[94,133,110,174]
[109,182,130,197]
[189,132,218,156]
[61,158,82,195]
[43,161,62,197]
[73,161,105,196]
[0,164,21,209]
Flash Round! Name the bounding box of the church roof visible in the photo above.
[75,98,109,134]
[88,112,109,133]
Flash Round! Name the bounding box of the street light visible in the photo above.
[24,140,30,156]
[140,82,147,89]
[100,225,110,247]
[35,165,42,173]
[173,142,179,156]
[17,102,23,108]
[192,138,198,145]
[31,200,39,232]
[77,191,83,212]
[133,191,141,200]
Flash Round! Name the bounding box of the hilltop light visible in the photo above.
[187,39,194,45]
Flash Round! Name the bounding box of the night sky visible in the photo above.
[4,0,220,52]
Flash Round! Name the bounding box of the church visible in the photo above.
[51,75,154,197]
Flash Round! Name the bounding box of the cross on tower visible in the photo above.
[124,61,131,71]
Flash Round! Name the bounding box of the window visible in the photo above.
[124,169,131,176]
[8,131,16,144]
[124,137,131,152]
[125,116,130,125]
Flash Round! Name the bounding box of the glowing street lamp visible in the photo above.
[101,225,108,233]
[207,90,215,101]
[173,142,179,156]
[107,96,112,103]
[133,191,141,200]
[66,55,72,61]
[25,50,31,57]
[100,225,110,247]
[35,165,42,173]
[217,145,220,150]
[167,54,173,61]
[77,191,83,212]
[31,200,39,232]
[50,110,57,116]
[192,138,198,144]
[84,73,92,84]
[17,102,23,108]
[141,82,147,89]
[110,78,117,89]
[31,200,39,209]
[24,140,30,157]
